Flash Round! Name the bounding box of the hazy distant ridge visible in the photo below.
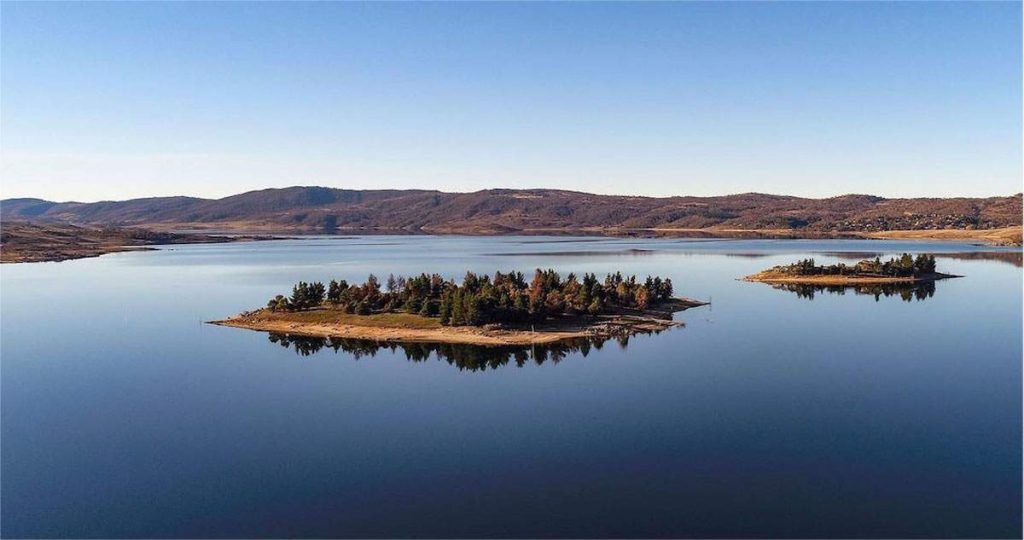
[2,187,1021,234]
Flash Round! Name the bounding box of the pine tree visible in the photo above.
[355,300,371,315]
[310,282,326,306]
[575,285,591,313]
[327,279,348,304]
[660,278,673,300]
[419,299,434,317]
[513,293,528,320]
[439,292,453,325]
[464,293,483,325]
[450,290,465,326]
[899,253,914,274]
[290,282,308,310]
[587,297,604,316]
[267,294,289,311]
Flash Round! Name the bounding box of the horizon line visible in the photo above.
[3,185,1023,205]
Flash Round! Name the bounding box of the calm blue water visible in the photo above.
[2,237,1021,538]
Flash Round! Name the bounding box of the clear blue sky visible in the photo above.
[2,1,1020,202]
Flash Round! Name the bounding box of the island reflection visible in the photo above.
[266,330,661,370]
[770,281,937,302]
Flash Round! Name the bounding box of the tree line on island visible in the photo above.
[266,269,676,326]
[777,253,938,277]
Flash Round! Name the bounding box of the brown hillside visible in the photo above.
[2,188,1020,237]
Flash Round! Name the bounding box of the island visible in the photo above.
[742,253,960,285]
[211,269,708,345]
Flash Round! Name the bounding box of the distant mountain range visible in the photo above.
[2,187,1021,236]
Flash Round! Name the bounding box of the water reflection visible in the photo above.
[485,248,655,257]
[266,331,656,370]
[938,251,1023,267]
[722,252,773,259]
[819,251,885,261]
[770,281,937,302]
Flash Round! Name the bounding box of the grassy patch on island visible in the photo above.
[260,308,442,329]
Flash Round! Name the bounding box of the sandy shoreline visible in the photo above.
[860,226,1022,246]
[210,298,709,346]
[134,223,1023,246]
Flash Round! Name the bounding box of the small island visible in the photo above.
[211,269,708,345]
[743,253,960,285]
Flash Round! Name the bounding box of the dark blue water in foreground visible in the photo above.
[2,237,1021,538]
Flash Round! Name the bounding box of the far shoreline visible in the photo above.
[5,224,1019,265]
[117,223,1024,247]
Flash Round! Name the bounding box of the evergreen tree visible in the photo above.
[438,292,453,325]
[464,293,483,325]
[898,253,914,274]
[575,285,591,313]
[513,293,528,320]
[587,297,604,316]
[327,279,348,304]
[290,282,308,310]
[267,294,289,312]
[309,282,326,306]
[419,299,434,317]
[271,268,678,325]
[660,278,673,300]
[355,300,371,315]
[450,290,465,326]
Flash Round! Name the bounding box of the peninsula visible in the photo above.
[0,222,277,263]
[211,269,708,345]
[743,253,960,285]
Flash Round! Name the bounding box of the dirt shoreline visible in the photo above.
[9,222,1016,264]
[741,272,960,285]
[860,226,1022,246]
[0,222,279,263]
[209,298,709,346]
[130,222,1024,246]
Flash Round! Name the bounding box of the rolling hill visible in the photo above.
[2,188,1021,239]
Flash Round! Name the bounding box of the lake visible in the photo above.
[2,236,1021,538]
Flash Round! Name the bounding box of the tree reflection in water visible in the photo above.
[772,280,937,302]
[265,330,662,370]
